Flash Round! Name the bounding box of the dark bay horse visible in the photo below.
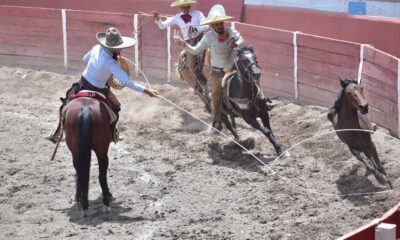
[328,79,392,188]
[179,45,285,156]
[64,96,113,217]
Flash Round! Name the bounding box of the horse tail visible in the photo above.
[77,106,92,211]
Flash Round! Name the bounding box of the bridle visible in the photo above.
[231,48,260,107]
[234,49,259,83]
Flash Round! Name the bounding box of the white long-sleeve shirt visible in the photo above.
[82,45,145,92]
[185,28,244,69]
[156,9,208,40]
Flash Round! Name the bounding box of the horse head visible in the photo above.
[235,45,260,82]
[340,78,368,114]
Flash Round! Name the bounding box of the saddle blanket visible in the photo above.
[62,90,117,124]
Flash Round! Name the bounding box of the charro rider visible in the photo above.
[176,4,243,132]
[46,27,158,143]
[151,0,208,94]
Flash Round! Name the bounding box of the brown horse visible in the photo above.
[64,96,113,217]
[328,79,392,188]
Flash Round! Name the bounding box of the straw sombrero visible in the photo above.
[107,56,135,90]
[170,0,197,7]
[96,27,136,49]
[200,4,234,26]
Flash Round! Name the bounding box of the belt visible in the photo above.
[79,76,109,94]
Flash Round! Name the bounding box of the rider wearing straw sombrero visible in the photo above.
[176,4,243,132]
[46,27,158,143]
[151,0,208,94]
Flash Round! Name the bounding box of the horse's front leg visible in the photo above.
[221,114,239,140]
[242,114,284,156]
[96,153,113,213]
[258,101,276,139]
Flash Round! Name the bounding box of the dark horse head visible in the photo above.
[64,97,113,217]
[235,45,261,82]
[339,78,369,114]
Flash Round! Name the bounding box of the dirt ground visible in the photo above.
[1,65,400,240]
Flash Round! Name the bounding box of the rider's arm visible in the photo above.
[231,28,244,46]
[156,14,177,29]
[184,34,210,55]
[107,61,145,93]
[83,48,92,64]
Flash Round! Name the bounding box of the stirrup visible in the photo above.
[45,131,60,144]
[266,102,278,111]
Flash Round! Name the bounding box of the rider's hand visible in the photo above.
[150,11,160,22]
[229,38,238,50]
[188,26,198,34]
[175,37,186,47]
[144,88,159,97]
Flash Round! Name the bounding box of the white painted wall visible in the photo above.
[244,0,400,19]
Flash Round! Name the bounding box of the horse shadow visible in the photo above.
[207,141,275,174]
[64,196,151,226]
[335,165,387,205]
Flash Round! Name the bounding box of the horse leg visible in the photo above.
[221,114,239,140]
[363,144,392,188]
[258,101,276,139]
[242,115,284,156]
[96,153,113,213]
[230,115,237,129]
[350,148,389,186]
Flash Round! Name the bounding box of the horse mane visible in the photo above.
[236,45,254,57]
[336,78,358,111]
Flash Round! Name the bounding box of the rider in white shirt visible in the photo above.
[46,27,158,143]
[151,0,208,94]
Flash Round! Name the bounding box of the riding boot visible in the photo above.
[256,88,277,111]
[45,116,63,144]
[107,90,121,143]
[110,115,120,143]
[45,83,78,144]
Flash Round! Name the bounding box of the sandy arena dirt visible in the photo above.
[1,65,400,240]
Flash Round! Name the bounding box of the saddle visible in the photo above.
[62,90,117,124]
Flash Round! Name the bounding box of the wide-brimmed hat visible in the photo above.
[170,0,197,8]
[200,4,234,26]
[96,27,136,49]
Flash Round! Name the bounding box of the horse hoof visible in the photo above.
[374,173,389,185]
[81,210,88,218]
[241,137,255,149]
[103,205,111,214]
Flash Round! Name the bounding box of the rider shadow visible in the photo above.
[207,142,275,174]
[66,196,151,226]
[335,165,387,205]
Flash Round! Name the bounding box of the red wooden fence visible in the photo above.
[0,5,398,137]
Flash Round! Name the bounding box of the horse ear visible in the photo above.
[339,77,346,88]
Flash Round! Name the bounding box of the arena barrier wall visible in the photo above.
[0,5,399,137]
[242,5,400,59]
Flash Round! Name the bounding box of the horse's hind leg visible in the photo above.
[97,153,112,213]
[363,144,392,188]
[350,148,389,186]
[242,115,283,156]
